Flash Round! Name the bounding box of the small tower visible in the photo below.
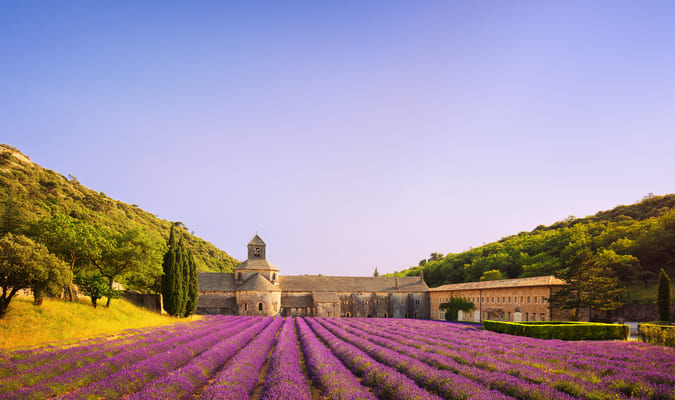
[248,234,266,260]
[235,234,279,285]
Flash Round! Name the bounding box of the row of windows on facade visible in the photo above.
[441,310,547,322]
[344,312,420,318]
[342,299,421,306]
[434,295,546,305]
[242,302,278,312]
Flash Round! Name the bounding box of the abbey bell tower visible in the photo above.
[248,234,266,260]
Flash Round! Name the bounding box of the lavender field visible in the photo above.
[1,316,674,400]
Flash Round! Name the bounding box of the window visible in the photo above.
[496,297,499,304]
[416,299,420,305]
[237,272,242,280]
[258,303,263,311]
[534,296,538,304]
[414,312,418,318]
[508,297,511,304]
[491,297,495,304]
[507,312,511,321]
[243,303,248,311]
[514,296,518,304]
[503,297,506,303]
[520,296,524,304]
[542,297,546,304]
[254,247,260,256]
[540,313,546,321]
[273,302,278,312]
[272,273,276,281]
[527,296,531,304]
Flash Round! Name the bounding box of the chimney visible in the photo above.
[395,277,399,289]
[420,270,424,282]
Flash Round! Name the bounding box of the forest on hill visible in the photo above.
[0,144,238,281]
[392,193,675,304]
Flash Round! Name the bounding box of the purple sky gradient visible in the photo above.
[2,2,674,275]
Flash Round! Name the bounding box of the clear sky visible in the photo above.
[2,1,674,276]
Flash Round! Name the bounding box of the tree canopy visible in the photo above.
[0,233,69,318]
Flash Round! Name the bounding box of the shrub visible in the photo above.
[638,322,675,347]
[483,320,628,340]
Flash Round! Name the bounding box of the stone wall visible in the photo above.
[122,291,163,313]
[236,291,281,316]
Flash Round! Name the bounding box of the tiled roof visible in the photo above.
[235,259,279,271]
[238,273,281,292]
[198,272,236,291]
[429,275,566,292]
[279,275,428,293]
[248,235,266,246]
[312,292,340,303]
[281,294,314,308]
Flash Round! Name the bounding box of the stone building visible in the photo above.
[196,235,430,318]
[429,276,567,322]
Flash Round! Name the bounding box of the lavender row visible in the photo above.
[59,316,261,400]
[296,317,376,400]
[1,316,253,400]
[305,317,441,400]
[355,318,675,394]
[0,317,221,378]
[259,318,312,400]
[0,317,231,392]
[316,317,567,400]
[339,318,613,398]
[127,316,275,400]
[199,317,284,399]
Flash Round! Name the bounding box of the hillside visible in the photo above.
[0,296,191,349]
[0,144,238,275]
[393,194,675,304]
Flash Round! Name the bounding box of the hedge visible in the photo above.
[638,322,675,347]
[483,320,629,341]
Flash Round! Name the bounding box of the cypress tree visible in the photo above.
[176,236,188,316]
[657,268,671,322]
[184,249,198,317]
[161,225,184,316]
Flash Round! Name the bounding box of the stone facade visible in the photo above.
[429,276,566,322]
[196,235,429,318]
[196,236,569,321]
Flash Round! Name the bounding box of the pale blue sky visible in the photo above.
[2,1,674,275]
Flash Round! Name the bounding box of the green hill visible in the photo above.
[0,144,238,275]
[393,193,675,304]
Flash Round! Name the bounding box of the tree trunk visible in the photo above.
[91,296,98,308]
[106,276,114,308]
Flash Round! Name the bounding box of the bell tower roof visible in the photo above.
[248,234,266,246]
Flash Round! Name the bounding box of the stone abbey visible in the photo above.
[196,235,566,321]
[196,235,430,318]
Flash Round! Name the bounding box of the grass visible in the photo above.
[0,296,197,350]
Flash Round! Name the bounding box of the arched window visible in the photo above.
[237,272,242,280]
[243,303,248,311]
[254,247,260,256]
[272,273,276,281]
[258,303,263,311]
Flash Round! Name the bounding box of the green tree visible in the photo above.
[161,225,184,316]
[549,250,624,320]
[480,269,504,281]
[439,297,475,322]
[657,268,671,322]
[90,226,163,307]
[75,272,119,308]
[373,267,379,277]
[183,249,198,317]
[28,214,103,301]
[0,233,70,318]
